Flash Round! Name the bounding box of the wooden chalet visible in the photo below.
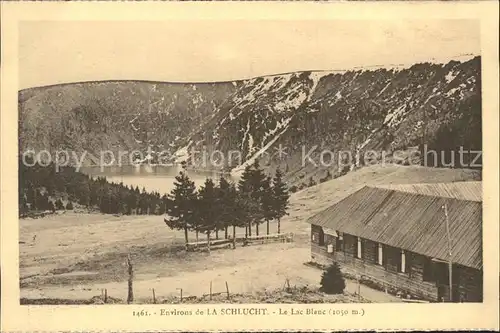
[307,181,482,302]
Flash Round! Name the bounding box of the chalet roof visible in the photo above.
[372,181,482,202]
[307,182,482,270]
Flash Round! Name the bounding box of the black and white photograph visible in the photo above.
[14,18,485,307]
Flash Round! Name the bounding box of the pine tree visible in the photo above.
[272,167,290,234]
[319,262,346,294]
[261,176,274,235]
[197,178,218,252]
[159,194,168,215]
[249,159,266,236]
[217,176,232,240]
[78,180,91,207]
[238,164,254,237]
[238,164,253,193]
[164,168,197,246]
[237,160,267,236]
[221,181,246,249]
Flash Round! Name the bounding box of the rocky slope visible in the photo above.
[19,56,481,184]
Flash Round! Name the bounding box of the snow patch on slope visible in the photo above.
[445,70,458,83]
[173,141,193,163]
[308,72,331,100]
[384,104,408,127]
[231,117,292,178]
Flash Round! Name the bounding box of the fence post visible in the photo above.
[225,281,230,300]
[127,255,134,304]
[176,288,183,303]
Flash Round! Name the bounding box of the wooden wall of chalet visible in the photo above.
[456,265,483,302]
[310,225,483,302]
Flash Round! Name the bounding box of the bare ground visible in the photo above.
[19,212,397,303]
[20,165,477,303]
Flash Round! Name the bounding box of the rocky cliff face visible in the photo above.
[19,56,481,184]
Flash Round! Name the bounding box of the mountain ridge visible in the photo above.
[19,56,482,186]
[19,52,478,91]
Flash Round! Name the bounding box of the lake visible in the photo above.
[80,165,237,195]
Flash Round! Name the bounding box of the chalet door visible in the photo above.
[437,284,449,302]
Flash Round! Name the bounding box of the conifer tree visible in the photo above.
[250,159,266,236]
[319,262,346,294]
[237,160,267,236]
[272,167,290,234]
[261,175,274,235]
[164,167,197,246]
[217,175,232,239]
[238,164,254,237]
[159,194,168,215]
[221,181,246,249]
[197,178,218,252]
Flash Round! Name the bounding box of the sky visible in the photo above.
[19,20,480,89]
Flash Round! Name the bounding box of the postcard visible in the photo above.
[1,1,499,331]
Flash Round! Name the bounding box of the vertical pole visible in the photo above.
[210,281,212,300]
[152,288,156,304]
[225,281,230,300]
[104,288,108,304]
[232,225,236,249]
[127,255,134,304]
[443,203,453,302]
[422,100,427,166]
[177,288,183,302]
[357,276,361,300]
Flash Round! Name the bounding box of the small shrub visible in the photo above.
[66,201,74,210]
[319,262,346,295]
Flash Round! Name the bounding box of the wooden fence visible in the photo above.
[185,232,294,251]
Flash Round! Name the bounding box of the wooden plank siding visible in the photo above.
[455,265,483,302]
[308,186,482,270]
[310,228,483,302]
[362,239,378,264]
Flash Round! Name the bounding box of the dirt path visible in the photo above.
[21,243,400,303]
[20,212,400,303]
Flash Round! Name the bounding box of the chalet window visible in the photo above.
[400,250,406,273]
[377,243,384,265]
[356,237,363,259]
